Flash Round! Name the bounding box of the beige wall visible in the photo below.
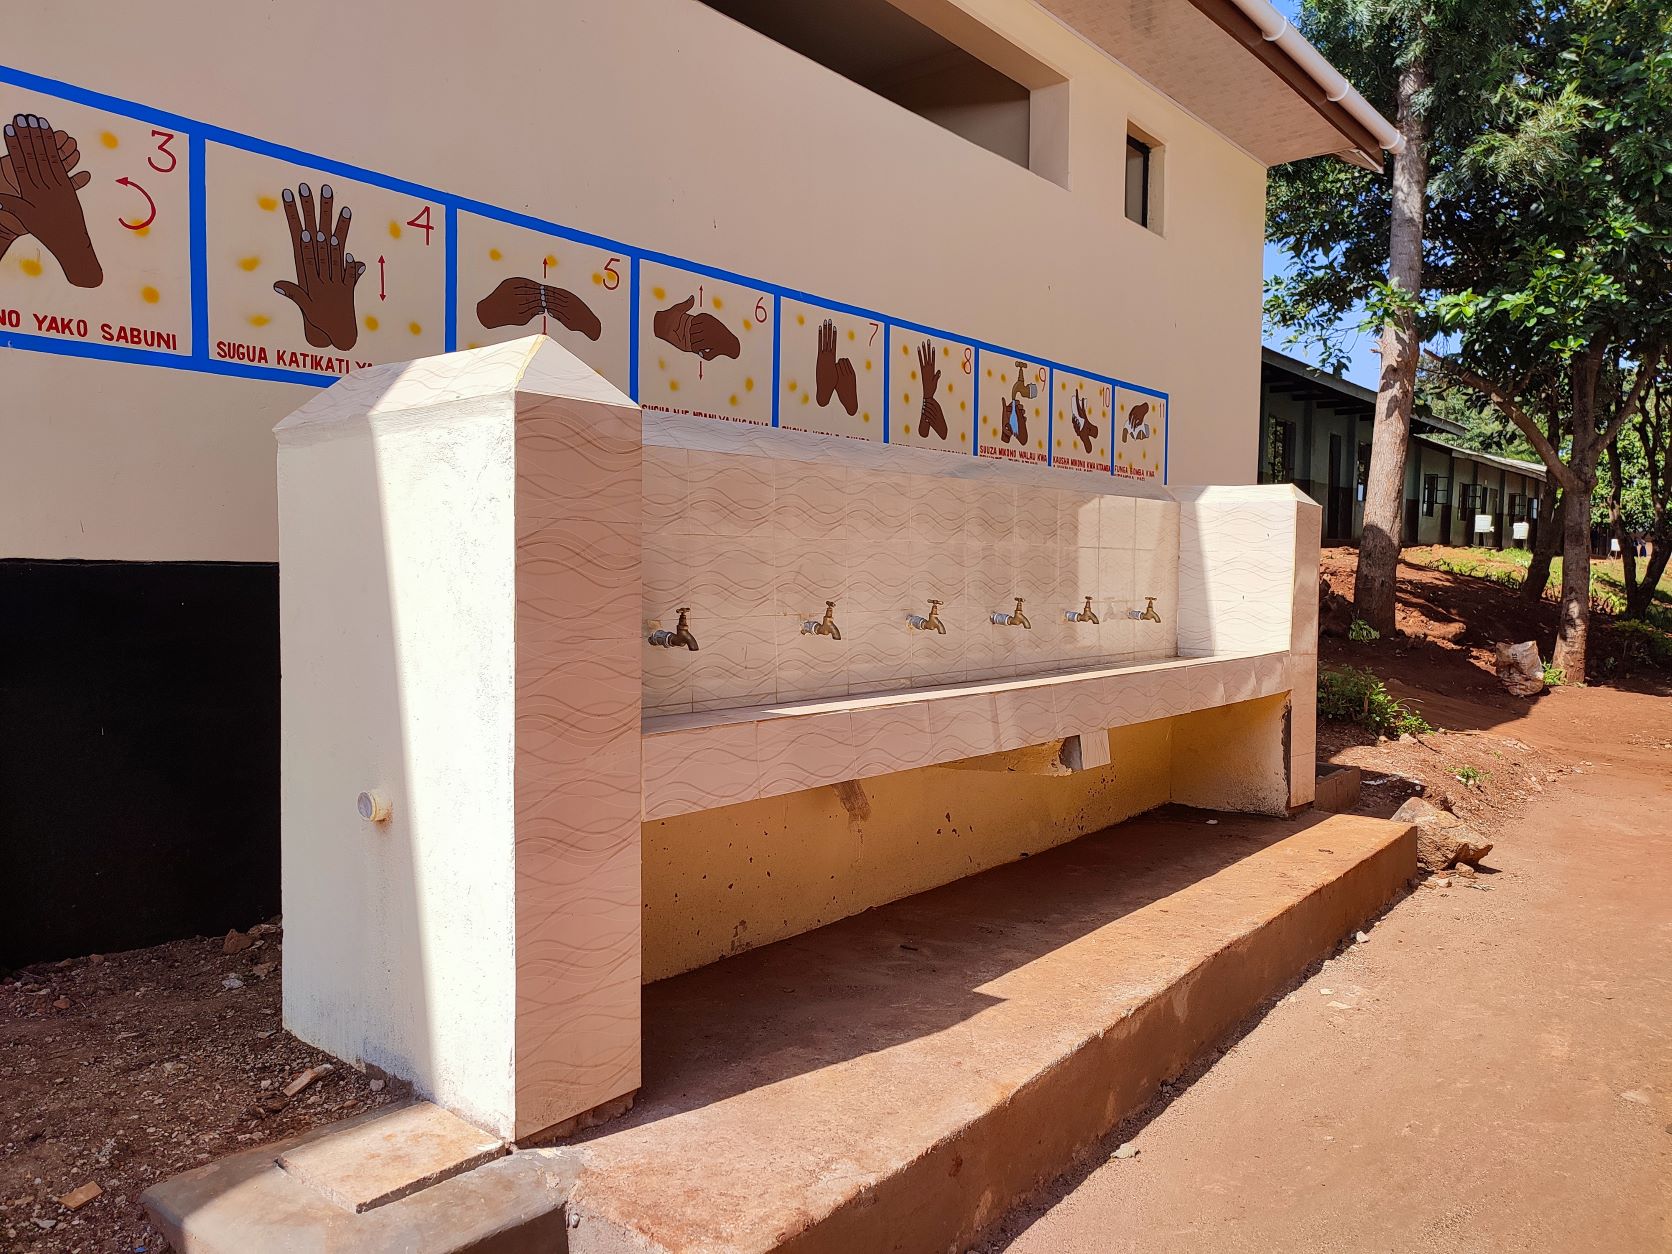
[6,0,1267,563]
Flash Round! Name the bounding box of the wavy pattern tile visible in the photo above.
[513,375,642,1138]
[641,651,1293,820]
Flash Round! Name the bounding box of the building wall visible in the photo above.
[1413,443,1453,547]
[6,0,1266,567]
[3,0,1271,961]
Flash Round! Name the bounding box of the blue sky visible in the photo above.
[1259,0,1385,389]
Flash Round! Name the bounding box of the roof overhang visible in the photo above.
[1030,0,1400,170]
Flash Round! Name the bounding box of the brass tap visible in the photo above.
[1066,596,1100,625]
[648,607,700,650]
[909,599,947,634]
[802,600,842,640]
[993,597,1031,629]
[1138,596,1162,624]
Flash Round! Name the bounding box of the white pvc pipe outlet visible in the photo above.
[357,790,393,824]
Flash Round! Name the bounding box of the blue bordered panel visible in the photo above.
[0,63,1173,481]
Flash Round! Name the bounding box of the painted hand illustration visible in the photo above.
[654,295,740,361]
[476,276,602,340]
[0,115,101,287]
[1122,400,1152,442]
[916,339,947,440]
[815,319,859,415]
[1001,398,1029,445]
[274,183,364,352]
[1071,388,1098,454]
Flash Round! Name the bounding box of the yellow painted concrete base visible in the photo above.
[643,695,1291,980]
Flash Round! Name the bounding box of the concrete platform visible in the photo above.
[144,808,1412,1254]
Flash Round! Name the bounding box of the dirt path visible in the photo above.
[988,681,1672,1253]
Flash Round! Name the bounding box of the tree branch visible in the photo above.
[1422,350,1579,492]
[1597,341,1666,451]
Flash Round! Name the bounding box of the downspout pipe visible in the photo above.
[1226,0,1405,159]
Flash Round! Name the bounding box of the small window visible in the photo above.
[1125,134,1152,227]
[1422,474,1439,517]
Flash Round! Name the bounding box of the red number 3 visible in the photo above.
[147,129,177,174]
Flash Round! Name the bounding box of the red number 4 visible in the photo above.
[405,205,435,245]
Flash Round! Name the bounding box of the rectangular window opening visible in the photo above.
[1125,135,1151,228]
[699,0,1065,182]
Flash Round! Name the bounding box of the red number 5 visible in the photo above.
[602,257,621,290]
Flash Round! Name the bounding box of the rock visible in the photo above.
[221,976,244,991]
[1495,641,1546,697]
[1112,1143,1139,1160]
[1449,862,1478,879]
[251,962,276,979]
[1328,1001,1353,1010]
[1355,931,1371,944]
[283,1064,333,1098]
[369,1078,386,1093]
[57,1182,101,1211]
[52,997,69,1010]
[1320,988,1334,996]
[1392,797,1494,872]
[32,1217,56,1231]
[223,928,254,954]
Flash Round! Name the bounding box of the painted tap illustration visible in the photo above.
[1002,360,1037,444]
[648,607,700,650]
[993,597,1032,629]
[908,599,946,634]
[1066,596,1100,624]
[802,600,842,640]
[1133,596,1162,624]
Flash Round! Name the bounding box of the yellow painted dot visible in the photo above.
[711,296,723,310]
[847,329,856,340]
[132,225,150,238]
[902,392,911,403]
[652,286,667,301]
[388,221,402,239]
[247,313,270,327]
[544,254,557,268]
[865,359,872,371]
[364,315,380,332]
[801,393,809,405]
[257,195,278,212]
[489,248,503,261]
[592,272,604,286]
[729,394,739,406]
[744,377,755,392]
[19,257,42,277]
[796,313,805,326]
[960,400,967,411]
[909,370,918,381]
[140,285,159,304]
[742,318,752,331]
[669,379,680,392]
[960,432,968,442]
[942,346,950,357]
[100,131,119,149]
[901,344,910,356]
[788,380,799,392]
[467,341,481,349]
[862,412,871,422]
[238,256,261,272]
[657,357,666,371]
[986,369,993,378]
[408,321,422,335]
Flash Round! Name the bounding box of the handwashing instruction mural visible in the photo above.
[0,68,1168,479]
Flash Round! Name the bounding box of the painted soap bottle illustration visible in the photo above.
[273,182,365,351]
[0,113,102,287]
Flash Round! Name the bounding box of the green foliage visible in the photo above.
[1542,662,1566,687]
[1348,618,1382,641]
[1611,620,1672,668]
[1318,667,1433,736]
[1453,764,1486,785]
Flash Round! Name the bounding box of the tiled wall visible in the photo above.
[641,421,1180,715]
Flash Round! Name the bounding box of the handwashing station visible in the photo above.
[273,335,1323,1144]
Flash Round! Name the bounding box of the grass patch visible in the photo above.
[1318,666,1432,737]
[1348,618,1380,642]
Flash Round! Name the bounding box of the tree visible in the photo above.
[1426,0,1672,680]
[1604,362,1672,618]
[1265,0,1524,636]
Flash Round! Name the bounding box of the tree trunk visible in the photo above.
[1552,483,1593,681]
[1353,56,1432,636]
[1524,489,1562,601]
[1606,436,1638,606]
[1628,545,1669,619]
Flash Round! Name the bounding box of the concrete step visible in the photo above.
[144,807,1412,1253]
[562,808,1413,1254]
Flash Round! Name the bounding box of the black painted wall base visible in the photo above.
[0,559,280,971]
